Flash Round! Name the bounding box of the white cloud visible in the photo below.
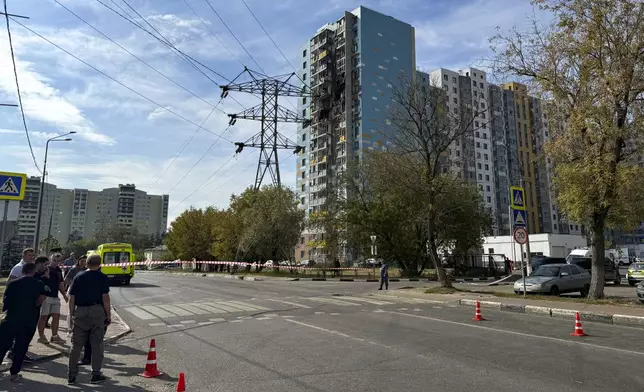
[0,38,115,145]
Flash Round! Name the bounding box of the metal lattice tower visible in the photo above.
[220,68,310,191]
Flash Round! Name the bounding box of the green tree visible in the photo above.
[232,186,305,262]
[40,235,61,253]
[165,207,218,260]
[63,238,99,257]
[372,74,484,286]
[491,0,644,298]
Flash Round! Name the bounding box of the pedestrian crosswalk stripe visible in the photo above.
[223,301,263,312]
[173,303,210,315]
[141,305,175,318]
[124,306,157,320]
[227,301,270,311]
[338,296,393,305]
[192,303,228,314]
[265,299,311,309]
[307,297,360,306]
[158,304,192,316]
[371,294,425,304]
[203,302,248,313]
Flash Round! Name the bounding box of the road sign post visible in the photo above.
[0,172,26,266]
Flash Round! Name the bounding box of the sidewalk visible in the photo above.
[381,288,644,328]
[11,293,130,363]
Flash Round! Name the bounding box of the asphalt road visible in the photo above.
[4,272,644,391]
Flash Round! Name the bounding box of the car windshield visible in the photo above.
[532,266,561,277]
[629,263,644,270]
[103,252,130,263]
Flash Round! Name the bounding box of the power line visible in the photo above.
[3,1,40,174]
[202,0,266,75]
[11,17,235,143]
[96,0,248,109]
[165,124,232,195]
[240,0,295,73]
[53,0,219,111]
[149,99,223,191]
[181,0,244,67]
[239,0,311,93]
[168,153,237,214]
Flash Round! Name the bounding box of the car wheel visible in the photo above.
[629,281,637,286]
[580,284,590,297]
[549,286,560,296]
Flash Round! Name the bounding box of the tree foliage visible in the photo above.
[40,235,61,253]
[352,75,490,285]
[165,185,304,262]
[491,0,644,298]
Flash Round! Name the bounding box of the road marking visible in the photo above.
[209,318,226,322]
[314,312,325,315]
[204,302,247,313]
[192,303,228,314]
[281,315,294,319]
[173,304,210,315]
[148,323,166,327]
[330,313,340,316]
[224,301,265,312]
[399,308,409,311]
[371,294,431,304]
[387,311,644,357]
[230,319,244,323]
[123,307,157,320]
[158,304,193,316]
[180,320,196,324]
[265,299,311,309]
[198,321,214,326]
[256,317,271,320]
[284,319,394,351]
[338,296,393,305]
[167,324,183,328]
[307,297,360,306]
[141,305,175,318]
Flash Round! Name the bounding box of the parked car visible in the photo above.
[514,264,591,296]
[531,256,567,272]
[567,257,621,285]
[636,281,644,303]
[627,262,644,286]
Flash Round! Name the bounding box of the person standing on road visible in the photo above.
[35,253,68,344]
[6,248,37,364]
[0,262,46,382]
[67,254,110,385]
[378,262,389,290]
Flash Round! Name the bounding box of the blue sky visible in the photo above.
[0,0,545,223]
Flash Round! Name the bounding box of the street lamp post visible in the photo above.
[33,132,75,251]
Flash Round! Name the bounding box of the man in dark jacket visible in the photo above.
[0,262,46,382]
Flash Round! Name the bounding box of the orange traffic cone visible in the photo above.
[570,312,587,337]
[472,300,486,321]
[140,339,163,378]
[176,372,186,392]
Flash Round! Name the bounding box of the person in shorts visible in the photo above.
[35,254,68,344]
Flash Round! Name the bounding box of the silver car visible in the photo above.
[514,263,591,296]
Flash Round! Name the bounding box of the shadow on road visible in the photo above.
[117,282,160,288]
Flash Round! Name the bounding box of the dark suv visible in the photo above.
[531,256,567,271]
[567,257,621,285]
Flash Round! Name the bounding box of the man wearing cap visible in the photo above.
[67,254,110,385]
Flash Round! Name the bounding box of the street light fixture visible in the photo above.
[33,132,76,251]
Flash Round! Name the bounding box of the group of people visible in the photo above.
[0,248,112,385]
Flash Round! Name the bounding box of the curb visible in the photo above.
[456,299,644,329]
[1,307,132,371]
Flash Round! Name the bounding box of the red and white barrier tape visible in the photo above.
[101,259,377,272]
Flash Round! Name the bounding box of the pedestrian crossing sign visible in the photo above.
[510,186,526,210]
[512,208,527,228]
[0,171,26,201]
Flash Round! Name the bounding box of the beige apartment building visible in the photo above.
[12,177,169,250]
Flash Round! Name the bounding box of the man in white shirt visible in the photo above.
[8,248,37,283]
[6,248,37,363]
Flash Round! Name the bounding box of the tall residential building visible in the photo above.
[295,6,416,263]
[13,178,169,250]
[429,68,496,219]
